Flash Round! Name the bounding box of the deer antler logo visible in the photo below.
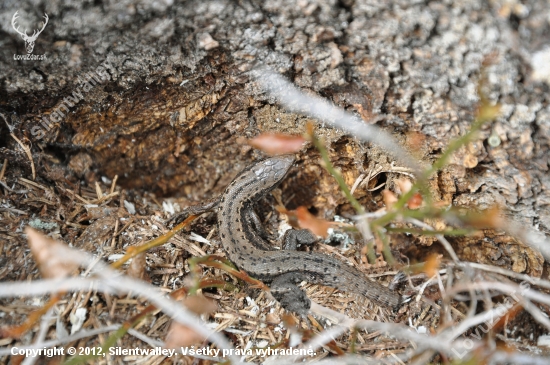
[11,11,49,54]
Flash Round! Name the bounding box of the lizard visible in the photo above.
[169,154,403,315]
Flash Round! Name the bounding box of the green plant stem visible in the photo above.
[370,116,491,231]
[311,135,365,215]
[365,238,377,264]
[375,228,395,265]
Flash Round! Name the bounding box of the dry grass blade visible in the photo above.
[0,158,7,180]
[111,213,199,270]
[189,255,269,291]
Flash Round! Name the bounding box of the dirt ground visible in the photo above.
[1,0,550,364]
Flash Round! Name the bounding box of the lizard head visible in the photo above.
[252,155,296,184]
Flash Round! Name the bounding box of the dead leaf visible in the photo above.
[25,227,79,279]
[248,133,306,155]
[164,295,217,349]
[281,313,298,328]
[266,313,281,324]
[280,206,333,238]
[165,322,206,349]
[182,295,217,315]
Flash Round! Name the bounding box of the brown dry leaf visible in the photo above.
[382,190,398,209]
[407,192,423,209]
[423,254,441,277]
[248,133,306,155]
[282,206,333,238]
[25,227,79,279]
[164,295,217,349]
[127,252,149,282]
[182,295,217,315]
[360,244,369,264]
[164,322,206,349]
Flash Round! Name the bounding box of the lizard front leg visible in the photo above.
[166,197,220,227]
[282,228,317,251]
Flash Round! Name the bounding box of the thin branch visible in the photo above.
[406,218,460,262]
[447,281,550,307]
[445,281,550,336]
[516,297,550,332]
[0,277,102,297]
[0,180,29,194]
[308,302,475,358]
[454,262,550,291]
[443,306,513,342]
[127,328,164,348]
[21,308,55,365]
[504,220,550,263]
[490,351,550,365]
[350,173,366,195]
[0,158,7,180]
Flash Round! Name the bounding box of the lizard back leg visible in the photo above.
[270,272,311,315]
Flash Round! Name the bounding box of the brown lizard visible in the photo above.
[170,155,403,314]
